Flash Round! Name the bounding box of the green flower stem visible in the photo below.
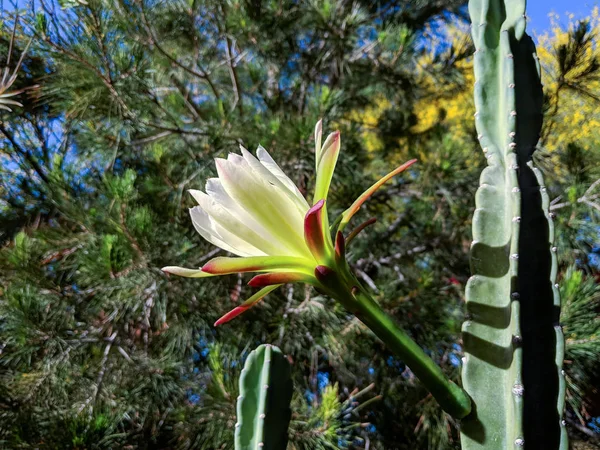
[329,270,472,418]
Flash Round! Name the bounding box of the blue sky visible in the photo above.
[5,1,598,34]
[527,0,598,33]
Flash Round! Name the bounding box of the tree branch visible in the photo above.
[138,0,221,100]
[0,122,50,184]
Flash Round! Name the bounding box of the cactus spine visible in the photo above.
[461,1,567,449]
[235,344,293,450]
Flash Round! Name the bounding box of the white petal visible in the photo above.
[204,178,242,212]
[189,206,259,257]
[203,178,273,237]
[215,157,310,258]
[200,180,306,258]
[227,152,245,165]
[314,120,323,160]
[193,190,294,256]
[256,145,309,209]
[189,189,206,205]
[240,147,308,216]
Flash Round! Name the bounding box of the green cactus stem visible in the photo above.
[235,344,293,450]
[315,266,472,419]
[461,0,567,449]
[350,287,472,419]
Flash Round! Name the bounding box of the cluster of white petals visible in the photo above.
[188,147,312,260]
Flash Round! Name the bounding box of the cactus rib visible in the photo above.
[235,344,293,450]
[461,1,567,449]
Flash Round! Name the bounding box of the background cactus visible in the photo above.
[461,0,567,449]
[235,344,293,450]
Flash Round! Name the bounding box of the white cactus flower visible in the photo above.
[163,120,416,325]
[188,147,312,259]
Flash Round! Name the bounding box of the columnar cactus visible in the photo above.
[461,1,567,449]
[235,344,293,450]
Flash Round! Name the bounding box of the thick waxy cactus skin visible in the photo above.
[235,344,293,450]
[461,1,567,449]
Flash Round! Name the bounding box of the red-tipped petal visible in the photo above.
[214,305,251,326]
[202,256,313,275]
[313,265,346,292]
[346,217,377,245]
[214,284,281,326]
[248,272,312,287]
[314,265,335,283]
[304,199,327,261]
[339,159,417,231]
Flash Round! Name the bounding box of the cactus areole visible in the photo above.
[163,120,471,418]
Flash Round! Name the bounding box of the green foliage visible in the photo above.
[0,0,598,448]
[290,382,380,450]
[561,267,600,424]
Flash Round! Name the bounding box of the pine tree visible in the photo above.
[0,1,599,449]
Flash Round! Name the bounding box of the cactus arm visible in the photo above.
[235,344,293,450]
[461,0,567,449]
[461,2,527,446]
